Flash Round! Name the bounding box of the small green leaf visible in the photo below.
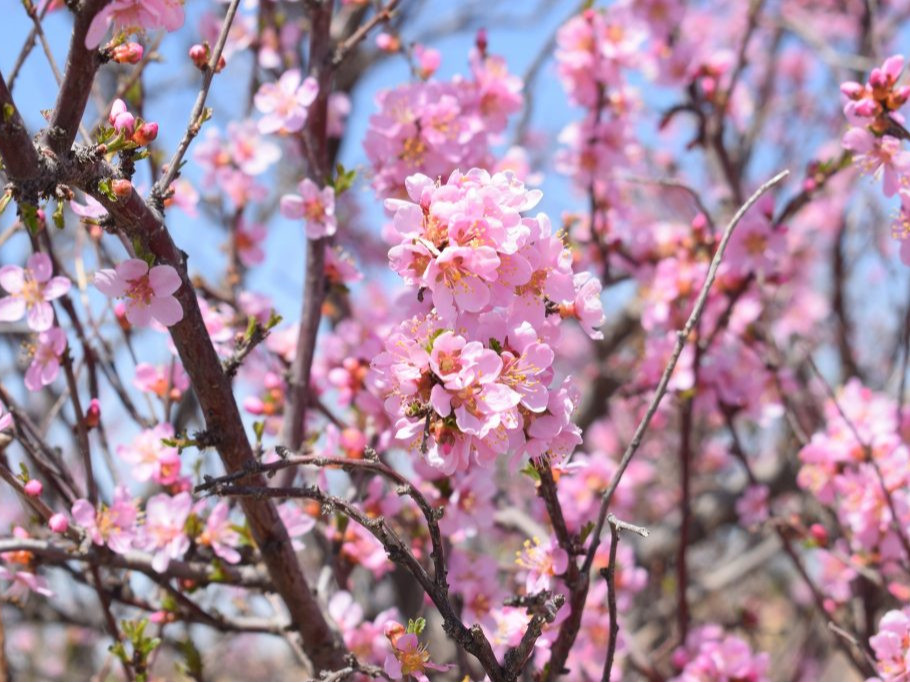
[97,178,117,201]
[53,200,65,230]
[20,203,39,234]
[2,103,15,123]
[579,520,595,545]
[520,462,541,483]
[177,638,205,681]
[406,617,426,635]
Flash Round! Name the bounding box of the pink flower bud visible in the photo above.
[111,179,133,198]
[189,43,210,70]
[869,68,887,89]
[375,32,400,52]
[475,28,488,56]
[109,99,135,135]
[414,45,440,80]
[839,81,864,100]
[24,479,43,497]
[111,42,144,64]
[84,398,101,430]
[48,512,69,534]
[132,121,158,147]
[340,427,367,458]
[114,301,131,331]
[854,99,878,117]
[809,523,828,547]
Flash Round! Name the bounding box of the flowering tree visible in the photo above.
[2,0,910,680]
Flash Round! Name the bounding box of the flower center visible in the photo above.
[126,274,155,305]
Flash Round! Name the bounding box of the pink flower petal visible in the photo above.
[0,296,25,322]
[26,301,54,332]
[27,253,52,283]
[149,296,183,326]
[117,258,149,281]
[0,265,24,293]
[94,268,127,297]
[148,265,181,296]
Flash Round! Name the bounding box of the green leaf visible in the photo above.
[177,638,205,681]
[252,421,265,442]
[520,462,541,483]
[53,200,65,230]
[333,163,357,195]
[97,178,117,201]
[2,103,14,123]
[406,617,426,635]
[20,203,39,234]
[579,520,595,545]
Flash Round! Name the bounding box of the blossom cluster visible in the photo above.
[364,44,523,199]
[797,379,910,593]
[370,168,604,473]
[841,55,910,261]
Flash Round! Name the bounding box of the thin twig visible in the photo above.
[150,0,242,205]
[582,169,789,576]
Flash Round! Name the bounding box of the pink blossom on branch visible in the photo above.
[94,259,184,327]
[25,327,67,391]
[254,69,319,135]
[85,0,186,50]
[280,179,337,239]
[142,491,192,573]
[0,253,71,332]
[71,486,140,555]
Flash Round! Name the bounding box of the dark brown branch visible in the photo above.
[212,482,508,680]
[280,1,334,452]
[42,0,107,155]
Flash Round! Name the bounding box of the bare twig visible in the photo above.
[151,0,242,205]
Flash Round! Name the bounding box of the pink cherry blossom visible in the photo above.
[870,607,910,681]
[94,259,184,327]
[71,486,140,555]
[143,492,192,573]
[515,536,570,593]
[735,484,770,527]
[0,253,71,332]
[197,501,241,564]
[133,362,190,400]
[0,401,12,432]
[117,423,181,485]
[383,622,449,681]
[254,69,319,135]
[843,128,910,197]
[280,178,337,239]
[25,327,67,391]
[85,0,185,50]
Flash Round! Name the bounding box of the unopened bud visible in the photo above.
[111,179,133,198]
[809,523,828,547]
[189,43,210,70]
[132,121,158,147]
[475,28,488,57]
[839,81,864,100]
[375,32,400,52]
[84,398,101,430]
[24,479,43,497]
[114,301,131,331]
[111,42,144,64]
[48,513,69,534]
